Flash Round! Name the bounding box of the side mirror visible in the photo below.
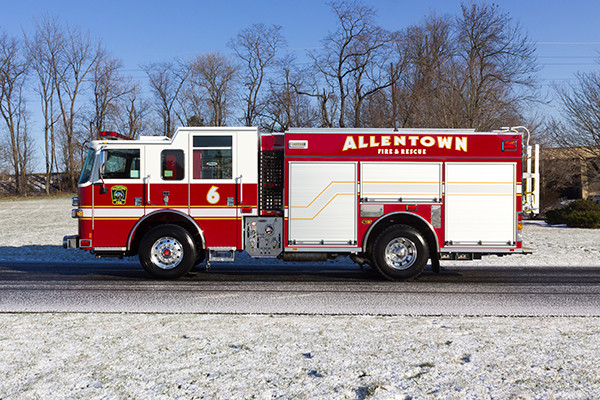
[95,150,108,194]
[98,150,106,176]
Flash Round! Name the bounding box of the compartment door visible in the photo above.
[361,162,442,203]
[445,162,516,246]
[288,162,357,246]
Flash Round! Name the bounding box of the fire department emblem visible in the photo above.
[111,185,127,205]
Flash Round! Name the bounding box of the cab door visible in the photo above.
[189,133,239,248]
[144,145,189,215]
[92,146,145,249]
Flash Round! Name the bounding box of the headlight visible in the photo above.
[72,197,79,207]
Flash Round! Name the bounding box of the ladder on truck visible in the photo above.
[502,126,540,216]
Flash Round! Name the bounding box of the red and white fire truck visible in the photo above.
[63,126,539,281]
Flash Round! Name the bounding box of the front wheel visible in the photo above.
[139,225,196,279]
[371,225,429,281]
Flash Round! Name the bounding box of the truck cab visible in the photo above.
[65,127,259,278]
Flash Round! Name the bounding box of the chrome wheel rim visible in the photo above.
[150,237,183,270]
[384,237,417,270]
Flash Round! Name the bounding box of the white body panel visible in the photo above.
[361,162,442,203]
[445,162,516,245]
[132,127,258,186]
[288,162,357,245]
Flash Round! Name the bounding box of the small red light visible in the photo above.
[405,205,418,211]
[502,140,518,152]
[98,131,132,140]
[241,207,252,213]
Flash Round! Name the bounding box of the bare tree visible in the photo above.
[347,26,393,127]
[553,71,600,150]
[393,13,453,128]
[450,1,538,130]
[295,68,339,128]
[229,23,285,126]
[262,54,317,132]
[143,61,189,136]
[41,19,105,189]
[88,54,133,140]
[114,83,148,139]
[24,20,61,194]
[541,69,600,202]
[0,32,32,195]
[310,1,387,127]
[177,75,205,127]
[188,53,238,127]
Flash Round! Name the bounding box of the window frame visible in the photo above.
[191,135,234,181]
[161,149,185,181]
[101,148,141,180]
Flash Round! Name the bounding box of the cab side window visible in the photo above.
[161,150,184,180]
[193,136,232,179]
[104,149,140,179]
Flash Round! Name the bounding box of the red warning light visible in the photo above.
[99,131,132,140]
[502,140,518,152]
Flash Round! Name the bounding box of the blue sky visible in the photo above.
[4,0,600,84]
[2,0,600,169]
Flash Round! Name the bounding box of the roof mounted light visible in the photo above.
[98,131,132,140]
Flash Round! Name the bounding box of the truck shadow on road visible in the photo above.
[0,245,462,282]
[2,249,597,285]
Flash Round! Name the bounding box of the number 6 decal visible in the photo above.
[207,186,220,204]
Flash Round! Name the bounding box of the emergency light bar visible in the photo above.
[98,131,132,140]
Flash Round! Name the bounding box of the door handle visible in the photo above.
[237,175,243,205]
[145,175,151,205]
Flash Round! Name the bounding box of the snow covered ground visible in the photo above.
[1,314,599,399]
[0,196,599,398]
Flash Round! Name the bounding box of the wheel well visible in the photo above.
[363,213,439,261]
[127,211,204,257]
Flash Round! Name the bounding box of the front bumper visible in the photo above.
[63,235,80,249]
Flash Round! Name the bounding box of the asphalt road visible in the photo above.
[0,261,599,316]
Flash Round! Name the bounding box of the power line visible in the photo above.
[536,42,600,45]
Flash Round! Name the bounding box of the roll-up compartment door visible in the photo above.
[288,162,357,245]
[361,162,442,203]
[445,162,516,246]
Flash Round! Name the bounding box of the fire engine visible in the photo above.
[63,126,539,281]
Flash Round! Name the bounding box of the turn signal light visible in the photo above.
[71,209,83,218]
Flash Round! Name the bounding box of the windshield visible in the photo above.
[78,148,96,184]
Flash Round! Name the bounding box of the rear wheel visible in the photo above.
[139,225,196,279]
[371,225,429,281]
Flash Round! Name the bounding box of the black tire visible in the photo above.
[371,225,429,281]
[139,224,197,279]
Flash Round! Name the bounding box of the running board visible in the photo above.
[208,247,236,262]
